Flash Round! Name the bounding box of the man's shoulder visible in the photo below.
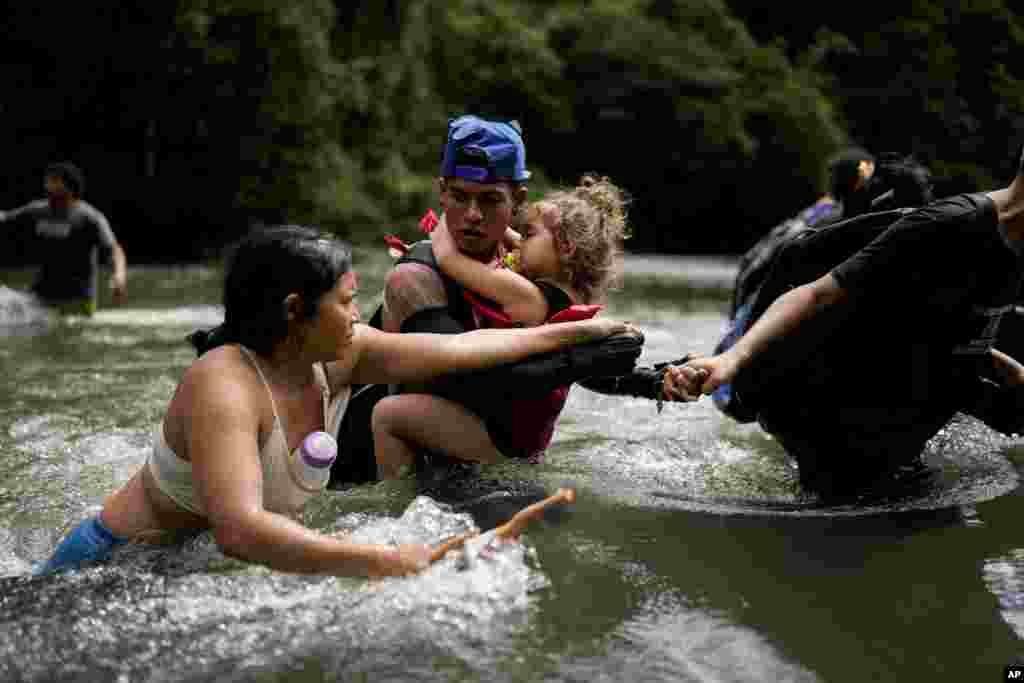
[72,200,109,223]
[23,199,49,214]
[383,260,451,328]
[864,194,993,246]
[915,193,994,223]
[398,239,436,263]
[385,260,446,290]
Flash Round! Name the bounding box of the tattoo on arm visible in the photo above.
[383,263,449,331]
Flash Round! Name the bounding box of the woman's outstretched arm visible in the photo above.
[346,317,633,387]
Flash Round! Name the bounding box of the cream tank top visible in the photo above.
[147,346,351,517]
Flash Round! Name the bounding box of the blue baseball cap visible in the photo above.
[439,115,531,183]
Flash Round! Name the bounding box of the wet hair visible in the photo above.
[533,174,631,304]
[188,225,353,356]
[44,161,85,197]
[827,147,875,202]
[845,152,934,217]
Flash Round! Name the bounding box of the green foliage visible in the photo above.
[427,0,571,129]
[536,0,846,250]
[0,1,1020,260]
[176,0,347,227]
[731,0,1024,196]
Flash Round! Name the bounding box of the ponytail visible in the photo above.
[575,174,631,241]
[186,323,238,357]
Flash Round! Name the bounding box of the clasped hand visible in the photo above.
[660,351,743,402]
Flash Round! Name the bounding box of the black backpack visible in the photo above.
[730,153,934,320]
[720,208,915,422]
[745,208,914,327]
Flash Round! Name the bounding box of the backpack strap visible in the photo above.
[747,208,914,325]
[396,240,509,329]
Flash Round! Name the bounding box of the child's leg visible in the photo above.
[373,394,504,479]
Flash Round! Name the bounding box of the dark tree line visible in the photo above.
[0,0,1020,263]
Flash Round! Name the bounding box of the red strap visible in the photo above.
[462,290,517,326]
[547,304,603,323]
[463,293,603,326]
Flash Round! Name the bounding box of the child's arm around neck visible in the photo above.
[432,214,551,326]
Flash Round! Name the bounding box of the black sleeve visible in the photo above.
[963,376,1024,436]
[399,306,469,335]
[578,355,693,400]
[832,196,980,300]
[425,331,646,401]
[395,306,475,401]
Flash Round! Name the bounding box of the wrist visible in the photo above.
[565,325,597,346]
[372,545,400,575]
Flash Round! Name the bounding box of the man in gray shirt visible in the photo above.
[0,161,127,314]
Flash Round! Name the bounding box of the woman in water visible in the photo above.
[39,225,632,576]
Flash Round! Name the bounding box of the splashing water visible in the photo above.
[2,261,1023,682]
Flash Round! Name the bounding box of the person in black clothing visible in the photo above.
[715,150,935,418]
[669,145,1024,499]
[729,148,933,321]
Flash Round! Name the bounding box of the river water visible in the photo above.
[1,252,1022,682]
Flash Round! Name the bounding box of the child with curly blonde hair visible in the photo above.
[373,175,632,477]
